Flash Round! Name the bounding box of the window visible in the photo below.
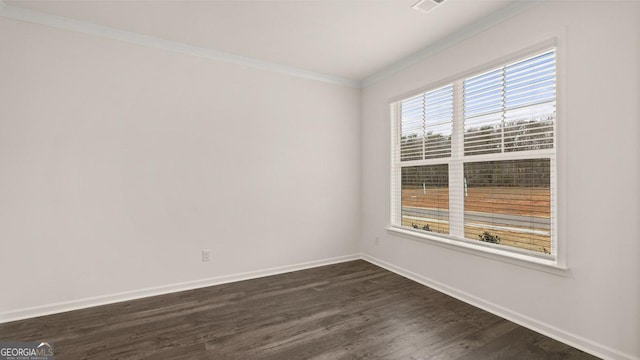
[391,48,557,262]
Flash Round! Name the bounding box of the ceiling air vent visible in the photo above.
[412,0,446,14]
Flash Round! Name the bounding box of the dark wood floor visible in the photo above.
[0,260,598,359]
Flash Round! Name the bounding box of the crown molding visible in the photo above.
[0,4,361,88]
[0,1,543,89]
[362,0,543,88]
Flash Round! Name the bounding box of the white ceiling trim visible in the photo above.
[362,0,543,87]
[0,3,360,88]
[0,1,543,90]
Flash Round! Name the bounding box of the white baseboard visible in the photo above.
[360,253,638,360]
[0,253,360,324]
[2,252,636,360]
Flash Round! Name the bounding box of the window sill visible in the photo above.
[385,226,569,276]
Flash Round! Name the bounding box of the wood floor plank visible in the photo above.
[0,260,599,359]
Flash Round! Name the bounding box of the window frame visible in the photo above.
[387,39,567,274]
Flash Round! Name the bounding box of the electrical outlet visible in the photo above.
[374,237,380,246]
[202,250,211,262]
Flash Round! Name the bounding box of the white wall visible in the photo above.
[361,2,639,360]
[2,2,639,359]
[0,17,361,316]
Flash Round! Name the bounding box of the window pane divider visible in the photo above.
[463,149,555,163]
[449,80,464,238]
[398,158,452,167]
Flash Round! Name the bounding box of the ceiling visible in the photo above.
[5,0,518,81]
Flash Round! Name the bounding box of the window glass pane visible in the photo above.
[400,94,424,161]
[463,159,550,254]
[463,68,503,156]
[463,50,555,156]
[464,112,502,156]
[399,85,452,161]
[504,51,555,109]
[401,165,449,234]
[504,102,555,152]
[464,68,503,118]
[424,86,453,159]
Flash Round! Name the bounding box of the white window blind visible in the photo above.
[463,51,555,156]
[393,85,453,237]
[400,85,453,161]
[391,48,557,260]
